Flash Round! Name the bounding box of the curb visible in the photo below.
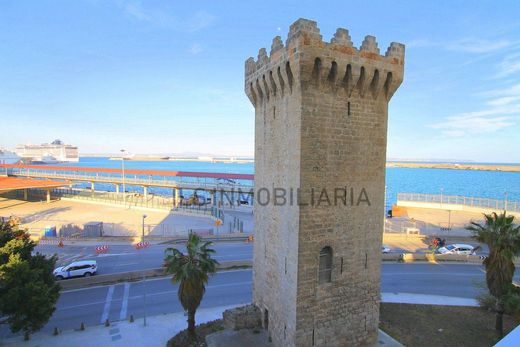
[382,253,486,263]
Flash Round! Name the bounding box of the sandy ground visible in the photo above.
[0,197,214,236]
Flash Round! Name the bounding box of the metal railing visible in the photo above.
[397,193,520,213]
[6,167,254,192]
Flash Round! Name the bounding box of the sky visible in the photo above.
[1,0,519,162]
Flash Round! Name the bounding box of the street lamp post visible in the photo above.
[142,214,147,243]
[120,149,126,205]
[141,213,148,327]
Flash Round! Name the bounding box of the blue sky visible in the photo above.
[1,1,519,162]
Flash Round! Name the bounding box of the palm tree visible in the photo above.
[164,232,219,336]
[466,211,520,336]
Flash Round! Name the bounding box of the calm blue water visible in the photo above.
[62,157,520,206]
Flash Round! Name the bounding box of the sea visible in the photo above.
[61,157,520,208]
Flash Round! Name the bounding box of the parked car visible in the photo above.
[53,260,97,280]
[437,244,475,255]
[381,245,391,254]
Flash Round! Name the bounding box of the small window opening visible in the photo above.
[347,102,351,116]
[319,246,333,283]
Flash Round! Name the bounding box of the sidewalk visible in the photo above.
[1,304,243,347]
[381,292,479,306]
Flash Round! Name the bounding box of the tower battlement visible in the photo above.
[245,18,404,106]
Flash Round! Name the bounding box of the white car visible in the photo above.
[437,244,475,255]
[381,245,391,254]
[53,260,97,280]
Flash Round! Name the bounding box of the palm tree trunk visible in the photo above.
[495,299,504,337]
[187,309,196,336]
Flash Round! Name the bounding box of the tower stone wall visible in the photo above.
[245,18,405,346]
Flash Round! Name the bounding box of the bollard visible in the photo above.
[80,322,85,331]
[130,315,134,323]
[105,319,110,327]
[53,327,60,336]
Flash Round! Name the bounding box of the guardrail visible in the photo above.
[397,193,520,213]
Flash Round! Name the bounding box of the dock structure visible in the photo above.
[0,164,254,206]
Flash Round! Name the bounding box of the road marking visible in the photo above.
[382,272,481,276]
[100,285,115,324]
[114,263,139,267]
[96,253,129,257]
[119,283,130,320]
[127,280,253,300]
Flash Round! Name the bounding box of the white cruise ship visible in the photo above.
[15,139,79,164]
[0,148,21,164]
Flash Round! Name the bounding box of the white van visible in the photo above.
[53,260,97,280]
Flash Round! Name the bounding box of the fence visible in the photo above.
[4,188,221,218]
[397,193,520,213]
[24,220,223,238]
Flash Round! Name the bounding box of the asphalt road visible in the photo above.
[35,240,489,276]
[35,242,254,275]
[3,262,518,340]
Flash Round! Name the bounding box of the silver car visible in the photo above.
[437,244,475,255]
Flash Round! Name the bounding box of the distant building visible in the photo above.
[0,148,21,164]
[15,139,79,163]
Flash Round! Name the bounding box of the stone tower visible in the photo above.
[245,19,404,346]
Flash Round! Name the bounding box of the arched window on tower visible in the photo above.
[319,246,333,283]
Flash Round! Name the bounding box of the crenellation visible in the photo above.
[257,47,269,68]
[330,28,353,47]
[271,36,284,55]
[360,35,380,54]
[385,42,405,59]
[287,18,322,44]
